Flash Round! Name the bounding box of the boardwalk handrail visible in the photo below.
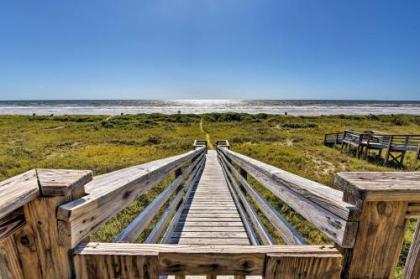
[218,146,359,247]
[57,147,206,248]
[217,143,420,278]
[1,140,420,278]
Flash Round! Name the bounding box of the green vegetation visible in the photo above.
[1,113,419,277]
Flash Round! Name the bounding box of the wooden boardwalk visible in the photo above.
[169,150,250,245]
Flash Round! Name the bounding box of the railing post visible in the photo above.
[335,172,420,279]
[0,169,92,279]
[404,220,420,279]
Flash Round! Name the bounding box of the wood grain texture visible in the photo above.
[218,148,357,247]
[342,201,408,279]
[0,235,24,279]
[74,254,159,279]
[264,253,342,279]
[0,170,39,219]
[404,220,420,279]
[0,208,25,240]
[36,169,92,196]
[73,242,340,276]
[219,147,358,221]
[335,172,420,202]
[58,148,205,248]
[0,169,92,279]
[336,172,420,278]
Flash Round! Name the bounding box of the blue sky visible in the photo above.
[0,0,419,100]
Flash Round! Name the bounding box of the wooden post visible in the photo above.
[404,220,420,279]
[0,169,92,279]
[384,135,393,166]
[335,172,420,279]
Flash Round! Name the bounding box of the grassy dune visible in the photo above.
[1,113,419,277]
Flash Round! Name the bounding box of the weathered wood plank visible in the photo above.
[36,169,92,196]
[74,254,159,279]
[0,235,24,279]
[174,226,246,232]
[219,148,358,220]
[20,170,92,279]
[0,169,92,279]
[0,170,39,219]
[176,221,245,227]
[342,201,408,278]
[114,154,204,242]
[172,151,250,246]
[73,243,340,276]
[219,148,358,247]
[335,172,420,202]
[0,208,25,240]
[57,148,205,248]
[404,220,420,279]
[264,253,342,279]
[220,153,306,245]
[171,231,248,238]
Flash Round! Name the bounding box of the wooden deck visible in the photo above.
[169,150,250,245]
[1,141,420,278]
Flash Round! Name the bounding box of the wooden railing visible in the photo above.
[324,132,344,146]
[0,140,419,278]
[217,145,420,279]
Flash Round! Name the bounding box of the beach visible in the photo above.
[1,99,420,115]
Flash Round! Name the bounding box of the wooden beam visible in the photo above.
[264,253,342,279]
[219,148,358,248]
[73,242,340,276]
[57,148,205,248]
[74,253,159,279]
[335,172,420,202]
[0,170,39,219]
[36,169,92,196]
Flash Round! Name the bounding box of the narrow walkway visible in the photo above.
[199,118,213,149]
[169,150,250,245]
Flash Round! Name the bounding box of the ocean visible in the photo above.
[0,99,420,115]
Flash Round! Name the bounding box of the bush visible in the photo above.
[282,122,319,129]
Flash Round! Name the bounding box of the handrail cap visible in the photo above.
[335,172,420,201]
